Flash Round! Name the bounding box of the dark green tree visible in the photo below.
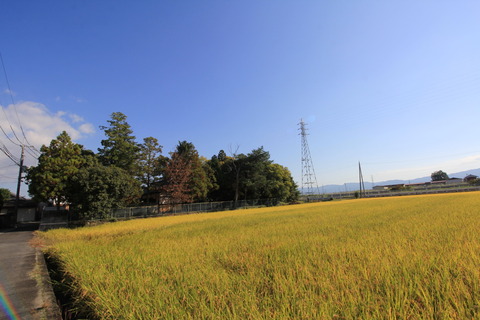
[98,112,139,174]
[207,151,235,201]
[25,131,85,206]
[431,170,449,181]
[138,137,165,194]
[0,188,12,207]
[207,147,298,203]
[69,165,142,219]
[240,147,272,200]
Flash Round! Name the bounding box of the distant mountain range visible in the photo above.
[302,168,480,194]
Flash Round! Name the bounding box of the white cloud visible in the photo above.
[0,100,95,161]
[69,114,84,123]
[70,95,86,103]
[79,123,95,134]
[3,88,16,96]
[0,101,96,196]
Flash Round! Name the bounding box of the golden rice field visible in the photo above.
[38,192,480,319]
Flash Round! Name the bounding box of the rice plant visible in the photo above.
[38,192,480,319]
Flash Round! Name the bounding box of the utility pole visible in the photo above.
[14,145,25,226]
[358,161,366,198]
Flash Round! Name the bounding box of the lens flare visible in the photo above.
[0,283,20,320]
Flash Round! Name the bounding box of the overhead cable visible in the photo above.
[0,51,40,154]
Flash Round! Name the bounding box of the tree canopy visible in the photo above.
[98,112,140,174]
[69,165,142,219]
[0,188,12,207]
[26,112,299,219]
[431,170,449,181]
[207,147,299,203]
[178,141,214,202]
[137,136,165,194]
[26,131,86,205]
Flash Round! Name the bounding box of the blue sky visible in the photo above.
[1,1,480,195]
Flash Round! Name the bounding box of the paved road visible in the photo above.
[0,229,61,320]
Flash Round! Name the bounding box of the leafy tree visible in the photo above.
[207,151,235,201]
[231,152,247,204]
[431,170,449,181]
[162,152,193,204]
[240,147,272,200]
[217,149,227,162]
[0,188,12,207]
[25,131,85,206]
[137,137,165,194]
[175,141,213,202]
[207,147,299,203]
[263,163,299,202]
[98,112,139,174]
[69,165,142,220]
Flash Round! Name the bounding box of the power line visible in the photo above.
[0,111,23,147]
[0,143,20,165]
[0,164,16,169]
[0,51,40,155]
[0,174,16,180]
[25,149,39,160]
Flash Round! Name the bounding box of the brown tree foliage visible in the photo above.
[162,152,192,204]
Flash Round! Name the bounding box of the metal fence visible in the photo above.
[108,198,280,220]
[302,185,480,202]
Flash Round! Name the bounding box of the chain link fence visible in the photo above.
[108,198,280,220]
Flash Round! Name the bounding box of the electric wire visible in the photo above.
[1,144,19,163]
[0,52,39,153]
[0,164,16,169]
[0,53,40,162]
[0,173,16,180]
[0,145,19,166]
[24,148,38,161]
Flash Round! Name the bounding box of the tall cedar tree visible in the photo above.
[26,131,85,205]
[98,112,139,174]
[138,137,165,194]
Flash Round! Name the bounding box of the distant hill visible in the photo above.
[302,168,480,194]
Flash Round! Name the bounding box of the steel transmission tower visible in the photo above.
[299,119,320,195]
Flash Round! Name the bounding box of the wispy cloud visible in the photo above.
[69,114,84,123]
[53,95,86,103]
[3,88,16,96]
[79,123,95,134]
[374,154,480,181]
[70,95,86,103]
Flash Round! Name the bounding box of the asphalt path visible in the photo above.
[0,228,61,320]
